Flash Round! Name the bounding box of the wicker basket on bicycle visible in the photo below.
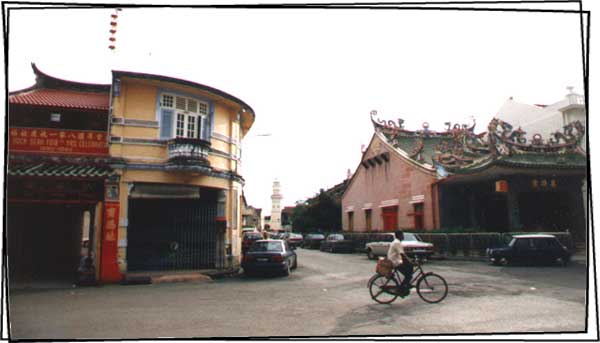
[375,258,394,278]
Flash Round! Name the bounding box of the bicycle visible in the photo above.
[368,257,448,304]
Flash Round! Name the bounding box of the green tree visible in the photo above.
[291,190,342,233]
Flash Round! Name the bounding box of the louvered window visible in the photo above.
[160,92,209,139]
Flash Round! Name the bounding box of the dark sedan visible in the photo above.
[241,240,297,276]
[486,234,571,266]
[302,233,325,249]
[319,233,354,253]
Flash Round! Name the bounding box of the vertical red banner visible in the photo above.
[100,202,122,282]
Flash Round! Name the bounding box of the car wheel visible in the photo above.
[283,261,292,276]
[367,249,376,260]
[499,257,510,266]
[558,256,570,267]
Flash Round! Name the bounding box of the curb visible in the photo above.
[121,268,242,285]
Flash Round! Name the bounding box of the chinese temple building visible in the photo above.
[342,110,587,242]
[7,64,255,285]
[7,64,113,286]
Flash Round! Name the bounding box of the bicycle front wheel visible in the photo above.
[416,273,448,303]
[368,274,400,304]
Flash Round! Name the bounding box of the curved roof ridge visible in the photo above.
[31,63,110,92]
[112,69,255,116]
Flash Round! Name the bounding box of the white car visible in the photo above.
[365,232,434,260]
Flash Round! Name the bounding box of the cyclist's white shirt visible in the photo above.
[387,238,405,267]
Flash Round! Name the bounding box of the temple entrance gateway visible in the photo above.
[7,203,92,286]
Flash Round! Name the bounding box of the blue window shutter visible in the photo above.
[160,109,173,139]
[204,104,214,141]
[197,116,203,140]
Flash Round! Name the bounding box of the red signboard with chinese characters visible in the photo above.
[9,127,108,155]
[100,201,122,282]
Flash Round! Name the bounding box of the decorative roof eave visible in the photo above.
[375,131,437,174]
[435,163,586,186]
[371,111,586,176]
[370,110,455,138]
[112,70,255,130]
[12,63,111,94]
[7,162,115,178]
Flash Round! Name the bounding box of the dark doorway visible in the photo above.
[519,191,573,231]
[127,194,219,271]
[478,194,509,231]
[7,203,86,286]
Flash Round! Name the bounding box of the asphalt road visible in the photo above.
[7,248,591,339]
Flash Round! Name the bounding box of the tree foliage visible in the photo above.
[291,189,342,233]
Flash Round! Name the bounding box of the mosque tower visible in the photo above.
[270,180,283,231]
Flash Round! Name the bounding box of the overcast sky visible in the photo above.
[5,2,591,214]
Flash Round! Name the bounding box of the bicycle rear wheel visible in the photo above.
[416,273,448,303]
[368,274,400,304]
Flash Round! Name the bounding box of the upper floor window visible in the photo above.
[159,93,210,140]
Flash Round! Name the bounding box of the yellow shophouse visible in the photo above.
[107,70,254,277]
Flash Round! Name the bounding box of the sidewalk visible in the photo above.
[122,267,241,285]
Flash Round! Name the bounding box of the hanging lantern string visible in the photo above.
[108,8,122,51]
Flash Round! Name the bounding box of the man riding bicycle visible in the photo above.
[387,230,413,296]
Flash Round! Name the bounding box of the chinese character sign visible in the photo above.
[9,128,108,155]
[101,201,121,282]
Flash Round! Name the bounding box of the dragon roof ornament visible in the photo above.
[370,110,586,173]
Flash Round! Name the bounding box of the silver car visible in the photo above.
[365,232,434,260]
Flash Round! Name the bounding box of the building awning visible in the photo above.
[7,162,114,178]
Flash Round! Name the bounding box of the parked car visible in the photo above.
[286,233,304,248]
[242,231,263,254]
[241,239,297,276]
[486,234,571,266]
[270,232,284,240]
[320,233,354,253]
[365,232,434,260]
[302,233,326,249]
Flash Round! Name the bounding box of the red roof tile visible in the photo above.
[9,88,109,111]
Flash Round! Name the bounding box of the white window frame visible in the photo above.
[160,93,208,139]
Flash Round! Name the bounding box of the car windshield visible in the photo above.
[309,234,325,239]
[249,241,283,252]
[329,234,344,240]
[403,233,422,242]
[290,233,302,238]
[244,233,262,239]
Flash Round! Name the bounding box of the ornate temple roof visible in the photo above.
[370,111,587,176]
[9,63,110,111]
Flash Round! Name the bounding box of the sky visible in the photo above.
[4,1,592,215]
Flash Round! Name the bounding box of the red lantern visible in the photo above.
[495,180,508,193]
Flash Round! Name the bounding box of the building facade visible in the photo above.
[7,64,113,286]
[341,115,439,233]
[108,70,255,276]
[7,64,255,284]
[342,106,587,241]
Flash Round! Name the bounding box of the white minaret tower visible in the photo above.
[270,180,283,231]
